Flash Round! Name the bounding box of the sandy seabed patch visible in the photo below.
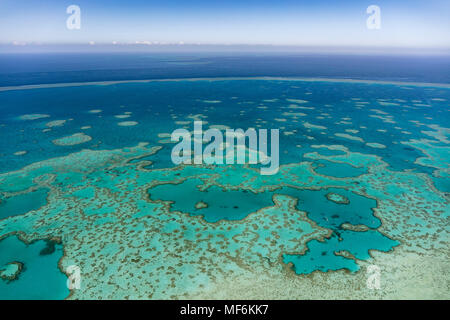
[186,247,449,300]
[209,125,230,130]
[175,121,191,125]
[52,133,92,146]
[157,133,171,138]
[46,120,67,128]
[303,122,327,130]
[117,121,139,127]
[19,114,50,121]
[282,112,307,117]
[286,99,308,104]
[335,133,364,143]
[366,142,387,149]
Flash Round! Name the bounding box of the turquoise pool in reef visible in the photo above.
[0,235,69,299]
[0,188,49,220]
[0,78,448,299]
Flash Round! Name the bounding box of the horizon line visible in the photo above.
[1,43,450,56]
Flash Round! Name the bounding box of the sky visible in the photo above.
[0,0,449,50]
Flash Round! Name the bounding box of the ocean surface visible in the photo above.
[0,53,449,86]
[0,53,449,299]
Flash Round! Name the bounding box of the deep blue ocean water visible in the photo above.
[0,53,449,86]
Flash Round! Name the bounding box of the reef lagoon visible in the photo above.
[0,78,449,299]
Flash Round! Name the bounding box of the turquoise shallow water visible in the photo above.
[0,236,69,299]
[0,188,49,219]
[148,180,394,274]
[312,159,367,178]
[283,229,398,274]
[149,183,380,229]
[148,178,276,223]
[0,78,448,299]
[280,187,381,230]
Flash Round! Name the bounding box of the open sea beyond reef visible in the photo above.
[0,54,449,299]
